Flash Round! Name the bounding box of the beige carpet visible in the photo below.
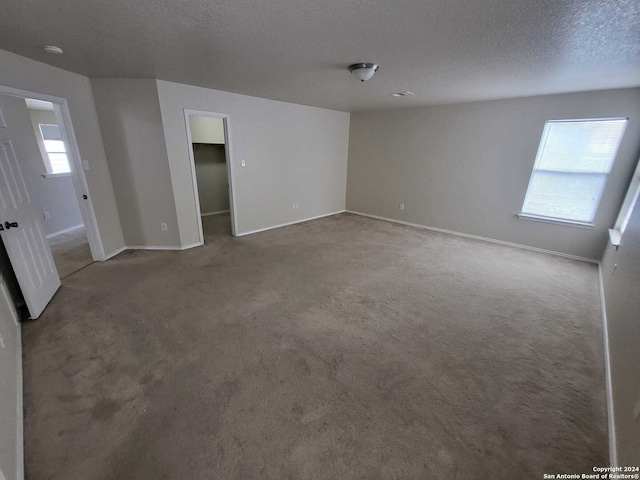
[48,226,93,279]
[22,213,607,479]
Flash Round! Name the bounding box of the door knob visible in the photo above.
[4,222,18,229]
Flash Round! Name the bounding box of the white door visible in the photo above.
[0,96,60,319]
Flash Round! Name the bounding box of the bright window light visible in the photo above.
[520,118,628,225]
[38,123,70,174]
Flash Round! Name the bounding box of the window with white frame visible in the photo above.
[38,123,70,174]
[519,118,628,226]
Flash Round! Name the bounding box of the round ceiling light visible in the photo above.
[44,45,64,55]
[348,63,379,82]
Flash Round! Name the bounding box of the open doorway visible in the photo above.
[185,111,236,243]
[24,98,92,279]
[0,87,103,319]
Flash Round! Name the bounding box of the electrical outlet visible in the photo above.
[241,159,246,167]
[161,223,168,231]
[399,203,405,211]
[0,332,5,349]
[83,160,90,170]
[43,211,50,220]
[292,203,299,210]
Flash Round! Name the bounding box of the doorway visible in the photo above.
[23,98,93,279]
[185,111,237,243]
[0,87,103,319]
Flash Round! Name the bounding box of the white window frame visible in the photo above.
[518,118,628,228]
[37,123,71,177]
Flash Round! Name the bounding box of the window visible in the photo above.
[38,123,70,174]
[519,118,628,226]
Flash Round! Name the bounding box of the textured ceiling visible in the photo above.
[0,0,638,111]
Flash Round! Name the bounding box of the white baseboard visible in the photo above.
[103,246,127,261]
[46,223,84,239]
[237,210,346,237]
[598,262,617,467]
[201,210,230,217]
[180,242,203,250]
[125,245,184,251]
[345,210,598,264]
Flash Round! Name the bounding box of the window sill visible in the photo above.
[516,213,595,229]
[608,229,621,249]
[42,172,71,179]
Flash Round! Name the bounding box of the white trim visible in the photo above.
[184,110,239,243]
[517,213,595,229]
[201,209,230,217]
[0,84,106,262]
[125,242,202,251]
[180,241,203,250]
[613,155,640,235]
[42,172,71,179]
[104,243,204,256]
[608,229,622,249]
[598,262,617,468]
[346,210,598,263]
[237,210,346,237]
[103,246,127,260]
[46,223,84,239]
[126,245,185,251]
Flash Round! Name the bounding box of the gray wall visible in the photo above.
[193,144,230,214]
[602,191,640,465]
[347,88,640,260]
[157,80,350,244]
[27,108,84,236]
[0,48,125,258]
[92,79,180,247]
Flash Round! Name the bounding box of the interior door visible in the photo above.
[0,95,60,319]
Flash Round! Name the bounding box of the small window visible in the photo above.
[38,123,70,174]
[519,118,628,226]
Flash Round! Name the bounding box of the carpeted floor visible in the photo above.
[48,226,93,279]
[22,213,607,479]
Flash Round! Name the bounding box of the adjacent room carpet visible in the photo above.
[22,213,607,479]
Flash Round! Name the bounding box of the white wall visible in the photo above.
[193,144,230,214]
[347,88,640,260]
[91,79,180,247]
[601,190,640,465]
[0,49,124,258]
[156,80,350,245]
[27,109,84,236]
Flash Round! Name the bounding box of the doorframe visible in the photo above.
[0,84,106,261]
[184,109,239,243]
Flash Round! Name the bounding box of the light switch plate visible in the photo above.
[0,106,5,128]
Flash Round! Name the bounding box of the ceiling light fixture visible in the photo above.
[348,63,379,83]
[44,45,64,55]
[390,92,414,97]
